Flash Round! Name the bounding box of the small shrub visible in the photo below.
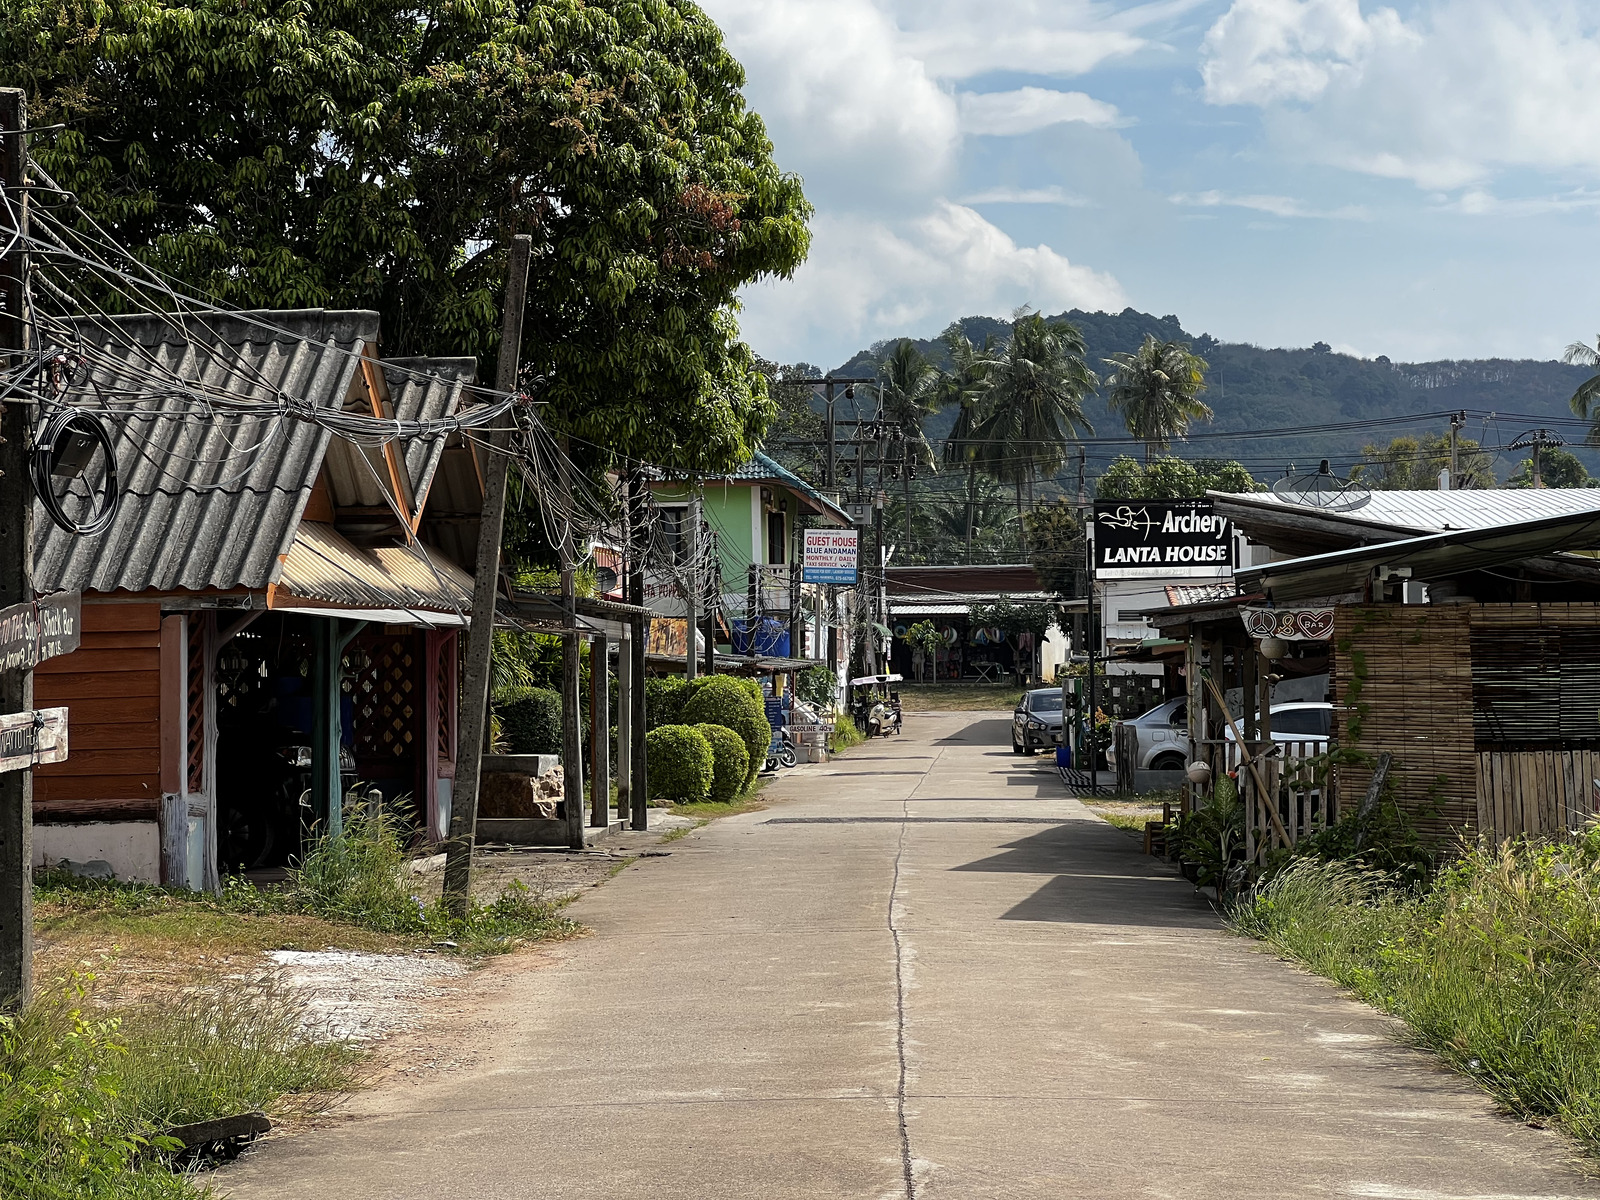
[497,686,562,754]
[693,723,750,802]
[645,676,688,730]
[681,676,770,786]
[645,724,714,803]
[288,809,421,934]
[831,712,865,752]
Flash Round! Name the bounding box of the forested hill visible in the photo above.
[825,308,1596,480]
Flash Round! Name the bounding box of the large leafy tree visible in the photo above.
[2,0,810,472]
[1508,447,1591,489]
[1094,455,1262,499]
[1022,500,1082,598]
[1103,335,1212,462]
[1352,433,1495,490]
[969,312,1096,547]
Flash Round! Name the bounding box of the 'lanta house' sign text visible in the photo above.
[1092,500,1234,579]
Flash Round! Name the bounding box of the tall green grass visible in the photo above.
[1234,836,1600,1151]
[2,972,355,1199]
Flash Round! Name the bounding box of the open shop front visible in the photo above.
[210,611,460,876]
[888,607,1033,684]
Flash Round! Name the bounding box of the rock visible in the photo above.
[480,765,563,819]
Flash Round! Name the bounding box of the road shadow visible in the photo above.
[952,823,1216,929]
[933,718,1011,744]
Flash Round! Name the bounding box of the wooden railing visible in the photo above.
[1194,739,1336,865]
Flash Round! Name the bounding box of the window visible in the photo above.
[1472,628,1600,750]
[1029,693,1063,713]
[767,510,786,564]
[1168,702,1187,727]
[659,506,688,564]
[1272,708,1330,736]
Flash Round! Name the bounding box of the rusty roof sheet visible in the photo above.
[274,521,473,617]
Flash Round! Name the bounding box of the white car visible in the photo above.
[1109,699,1332,772]
[1223,701,1332,750]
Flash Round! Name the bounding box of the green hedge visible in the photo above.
[645,724,714,803]
[681,675,770,786]
[693,723,750,802]
[497,686,562,754]
[645,676,688,730]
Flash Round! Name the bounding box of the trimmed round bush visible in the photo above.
[498,686,562,754]
[681,675,771,786]
[693,723,750,802]
[645,724,714,804]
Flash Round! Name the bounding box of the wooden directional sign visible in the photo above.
[0,591,80,672]
[0,707,68,774]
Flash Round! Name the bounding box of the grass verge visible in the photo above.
[2,969,357,1199]
[1232,838,1600,1155]
[897,684,1024,712]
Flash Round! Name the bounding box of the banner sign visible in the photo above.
[0,591,81,673]
[1093,501,1234,580]
[0,707,69,774]
[803,529,859,585]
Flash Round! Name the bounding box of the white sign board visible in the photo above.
[803,529,858,584]
[0,706,68,774]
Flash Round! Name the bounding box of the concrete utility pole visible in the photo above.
[703,527,717,677]
[1448,410,1466,487]
[442,233,531,919]
[627,468,649,830]
[0,89,30,1006]
[684,493,699,682]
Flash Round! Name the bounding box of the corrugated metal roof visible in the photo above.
[1214,487,1600,535]
[722,451,850,524]
[35,312,480,601]
[275,522,473,616]
[36,310,376,594]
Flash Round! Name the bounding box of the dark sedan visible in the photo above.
[1011,688,1065,755]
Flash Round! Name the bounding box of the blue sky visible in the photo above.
[700,0,1600,369]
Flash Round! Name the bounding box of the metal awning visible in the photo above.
[1237,509,1600,603]
[271,521,474,624]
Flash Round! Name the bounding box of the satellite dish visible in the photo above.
[1271,459,1371,512]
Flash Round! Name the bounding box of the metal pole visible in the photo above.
[1086,520,1098,797]
[685,493,698,681]
[442,233,531,918]
[0,89,31,1006]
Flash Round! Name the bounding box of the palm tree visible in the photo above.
[1103,335,1212,462]
[877,339,944,553]
[1565,334,1600,441]
[969,313,1097,548]
[937,325,996,563]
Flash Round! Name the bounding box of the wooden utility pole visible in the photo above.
[442,233,531,919]
[589,632,609,827]
[0,90,31,1006]
[703,528,717,677]
[560,499,584,850]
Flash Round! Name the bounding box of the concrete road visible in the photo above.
[224,711,1600,1198]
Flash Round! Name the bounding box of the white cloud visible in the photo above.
[891,0,1182,78]
[959,88,1126,135]
[700,0,960,197]
[737,203,1126,363]
[1170,189,1371,219]
[1441,187,1600,216]
[1200,0,1600,189]
[960,185,1094,206]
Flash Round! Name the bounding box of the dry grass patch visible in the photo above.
[898,684,1024,712]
